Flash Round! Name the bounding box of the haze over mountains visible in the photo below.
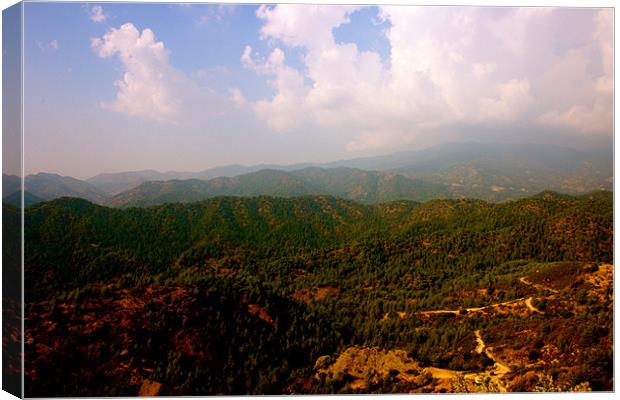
[3,142,612,207]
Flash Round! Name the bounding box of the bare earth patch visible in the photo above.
[314,347,428,391]
[292,286,340,304]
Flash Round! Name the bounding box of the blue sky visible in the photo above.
[14,3,614,178]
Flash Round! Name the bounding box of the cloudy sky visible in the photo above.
[18,2,613,178]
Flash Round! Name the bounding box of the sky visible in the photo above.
[11,2,615,178]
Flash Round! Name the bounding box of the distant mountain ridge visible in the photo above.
[86,163,318,195]
[2,172,108,205]
[95,142,615,205]
[106,167,447,208]
[90,142,612,196]
[3,142,612,206]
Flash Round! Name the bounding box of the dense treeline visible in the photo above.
[18,190,613,395]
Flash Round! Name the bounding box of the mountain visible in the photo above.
[3,190,45,207]
[11,142,612,206]
[3,173,108,204]
[87,163,318,195]
[21,192,613,395]
[85,170,178,196]
[85,142,612,201]
[25,173,109,204]
[326,142,609,173]
[107,167,448,208]
[2,174,46,206]
[326,142,613,201]
[24,191,613,290]
[2,173,21,196]
[105,169,320,207]
[288,167,446,203]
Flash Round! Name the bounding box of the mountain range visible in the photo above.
[3,142,612,207]
[105,167,447,208]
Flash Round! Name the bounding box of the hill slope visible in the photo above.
[3,173,108,204]
[21,191,613,395]
[107,167,448,207]
[326,142,612,201]
[87,163,317,195]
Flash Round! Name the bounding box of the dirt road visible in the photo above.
[474,330,485,354]
[524,297,544,314]
[419,297,526,316]
[474,329,511,391]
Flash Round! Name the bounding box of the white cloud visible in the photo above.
[91,8,613,150]
[535,9,613,135]
[256,4,359,51]
[478,79,534,122]
[92,23,216,124]
[92,23,238,125]
[488,7,553,55]
[240,5,613,151]
[92,24,179,122]
[242,46,310,131]
[89,5,107,23]
[538,100,611,135]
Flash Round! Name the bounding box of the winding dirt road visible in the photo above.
[473,329,511,391]
[419,297,526,316]
[418,275,557,392]
[424,330,511,392]
[420,275,554,317]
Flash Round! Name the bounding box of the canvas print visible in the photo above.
[1,1,614,396]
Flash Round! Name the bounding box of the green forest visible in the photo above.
[12,190,613,395]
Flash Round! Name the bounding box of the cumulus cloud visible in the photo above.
[89,5,107,23]
[256,4,359,50]
[92,23,184,122]
[478,79,534,122]
[91,22,247,126]
[92,23,228,124]
[538,100,611,135]
[535,9,613,135]
[241,5,613,151]
[242,45,310,131]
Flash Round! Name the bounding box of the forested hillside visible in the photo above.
[20,191,613,395]
[106,168,447,207]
